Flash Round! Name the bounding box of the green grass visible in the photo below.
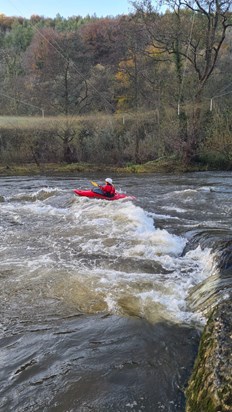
[0,110,161,130]
[0,158,209,177]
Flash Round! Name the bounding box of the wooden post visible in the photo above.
[210,98,213,112]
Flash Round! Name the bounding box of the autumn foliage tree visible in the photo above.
[0,7,232,167]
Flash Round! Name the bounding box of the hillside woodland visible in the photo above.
[0,0,232,169]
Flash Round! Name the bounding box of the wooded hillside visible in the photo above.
[0,0,232,169]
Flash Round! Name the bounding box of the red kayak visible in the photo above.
[73,189,135,201]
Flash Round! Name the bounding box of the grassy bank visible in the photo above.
[1,113,231,173]
[0,158,209,177]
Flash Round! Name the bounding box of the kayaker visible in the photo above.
[99,178,116,197]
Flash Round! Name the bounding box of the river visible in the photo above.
[0,172,231,411]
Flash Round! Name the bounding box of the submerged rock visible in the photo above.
[185,300,232,412]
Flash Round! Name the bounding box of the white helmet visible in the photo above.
[105,178,113,184]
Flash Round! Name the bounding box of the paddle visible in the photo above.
[90,180,99,187]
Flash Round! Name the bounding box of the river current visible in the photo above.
[0,172,231,411]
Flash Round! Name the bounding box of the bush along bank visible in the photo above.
[0,113,232,171]
[185,300,232,412]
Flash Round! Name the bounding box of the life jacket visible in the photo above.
[107,183,115,197]
[101,183,115,197]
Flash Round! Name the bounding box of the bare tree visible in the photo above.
[132,0,232,161]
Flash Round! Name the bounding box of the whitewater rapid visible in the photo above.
[1,173,231,412]
[1,180,217,327]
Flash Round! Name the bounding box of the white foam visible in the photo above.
[1,192,216,325]
[162,206,187,213]
[70,201,187,260]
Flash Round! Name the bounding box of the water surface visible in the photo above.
[1,172,231,411]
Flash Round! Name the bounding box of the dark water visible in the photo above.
[0,172,231,411]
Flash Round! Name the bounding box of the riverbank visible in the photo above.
[0,159,210,176]
[185,300,232,412]
[1,112,232,172]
